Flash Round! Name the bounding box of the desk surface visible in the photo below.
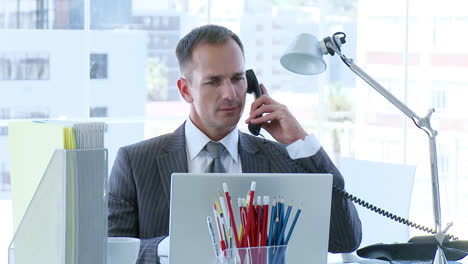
[159,253,387,264]
[160,253,467,264]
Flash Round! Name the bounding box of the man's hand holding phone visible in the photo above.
[245,83,307,145]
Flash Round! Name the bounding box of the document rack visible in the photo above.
[8,149,108,264]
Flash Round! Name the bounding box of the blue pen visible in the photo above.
[274,199,283,246]
[284,207,302,245]
[278,200,284,238]
[267,199,277,264]
[277,202,292,245]
[274,216,280,244]
[267,199,277,246]
[269,217,280,264]
[277,200,281,232]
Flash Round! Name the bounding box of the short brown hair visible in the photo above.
[175,24,244,77]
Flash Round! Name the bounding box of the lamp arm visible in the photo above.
[327,43,445,239]
[429,133,443,233]
[333,47,420,120]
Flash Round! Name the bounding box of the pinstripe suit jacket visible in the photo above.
[108,123,362,264]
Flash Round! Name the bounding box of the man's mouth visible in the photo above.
[219,105,239,112]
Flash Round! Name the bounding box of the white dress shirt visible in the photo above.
[184,118,322,173]
[185,118,242,173]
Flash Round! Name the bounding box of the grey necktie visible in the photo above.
[205,141,226,173]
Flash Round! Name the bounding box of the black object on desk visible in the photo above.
[357,236,468,262]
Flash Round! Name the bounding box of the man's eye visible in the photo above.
[207,80,218,86]
[232,76,244,82]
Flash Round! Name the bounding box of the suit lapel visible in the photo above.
[156,124,188,202]
[239,133,270,173]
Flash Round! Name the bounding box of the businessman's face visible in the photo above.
[178,39,247,140]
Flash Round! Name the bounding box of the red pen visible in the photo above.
[237,198,243,241]
[260,196,269,264]
[241,198,247,226]
[214,204,226,252]
[241,182,256,247]
[247,182,256,246]
[222,183,240,248]
[261,196,269,246]
[239,198,248,247]
[248,182,256,212]
[256,196,262,247]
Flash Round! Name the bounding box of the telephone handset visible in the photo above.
[246,69,262,136]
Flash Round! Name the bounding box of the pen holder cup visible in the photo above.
[217,245,288,264]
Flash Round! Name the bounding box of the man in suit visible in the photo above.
[108,24,362,263]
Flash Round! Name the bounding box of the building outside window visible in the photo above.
[90,53,108,79]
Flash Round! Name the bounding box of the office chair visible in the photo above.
[338,157,416,263]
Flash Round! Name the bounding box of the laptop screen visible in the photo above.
[169,173,332,264]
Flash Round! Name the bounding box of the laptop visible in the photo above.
[168,173,332,264]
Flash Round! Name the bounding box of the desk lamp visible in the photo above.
[280,32,451,264]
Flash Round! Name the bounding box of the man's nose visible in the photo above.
[219,79,237,100]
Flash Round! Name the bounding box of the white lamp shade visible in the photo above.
[280,33,326,75]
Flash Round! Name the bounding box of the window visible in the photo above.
[431,88,448,112]
[2,1,468,260]
[0,127,7,136]
[437,144,450,179]
[0,108,10,119]
[90,53,108,79]
[0,163,10,192]
[0,52,49,80]
[90,106,108,117]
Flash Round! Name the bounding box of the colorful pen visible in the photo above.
[267,198,277,246]
[284,206,302,245]
[260,196,269,246]
[214,204,226,251]
[206,216,220,257]
[223,183,240,248]
[277,201,292,245]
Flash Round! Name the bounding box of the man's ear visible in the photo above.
[177,77,193,103]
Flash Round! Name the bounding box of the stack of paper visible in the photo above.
[8,121,105,232]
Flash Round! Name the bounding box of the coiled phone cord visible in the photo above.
[332,185,459,241]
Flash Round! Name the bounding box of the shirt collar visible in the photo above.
[184,118,239,163]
